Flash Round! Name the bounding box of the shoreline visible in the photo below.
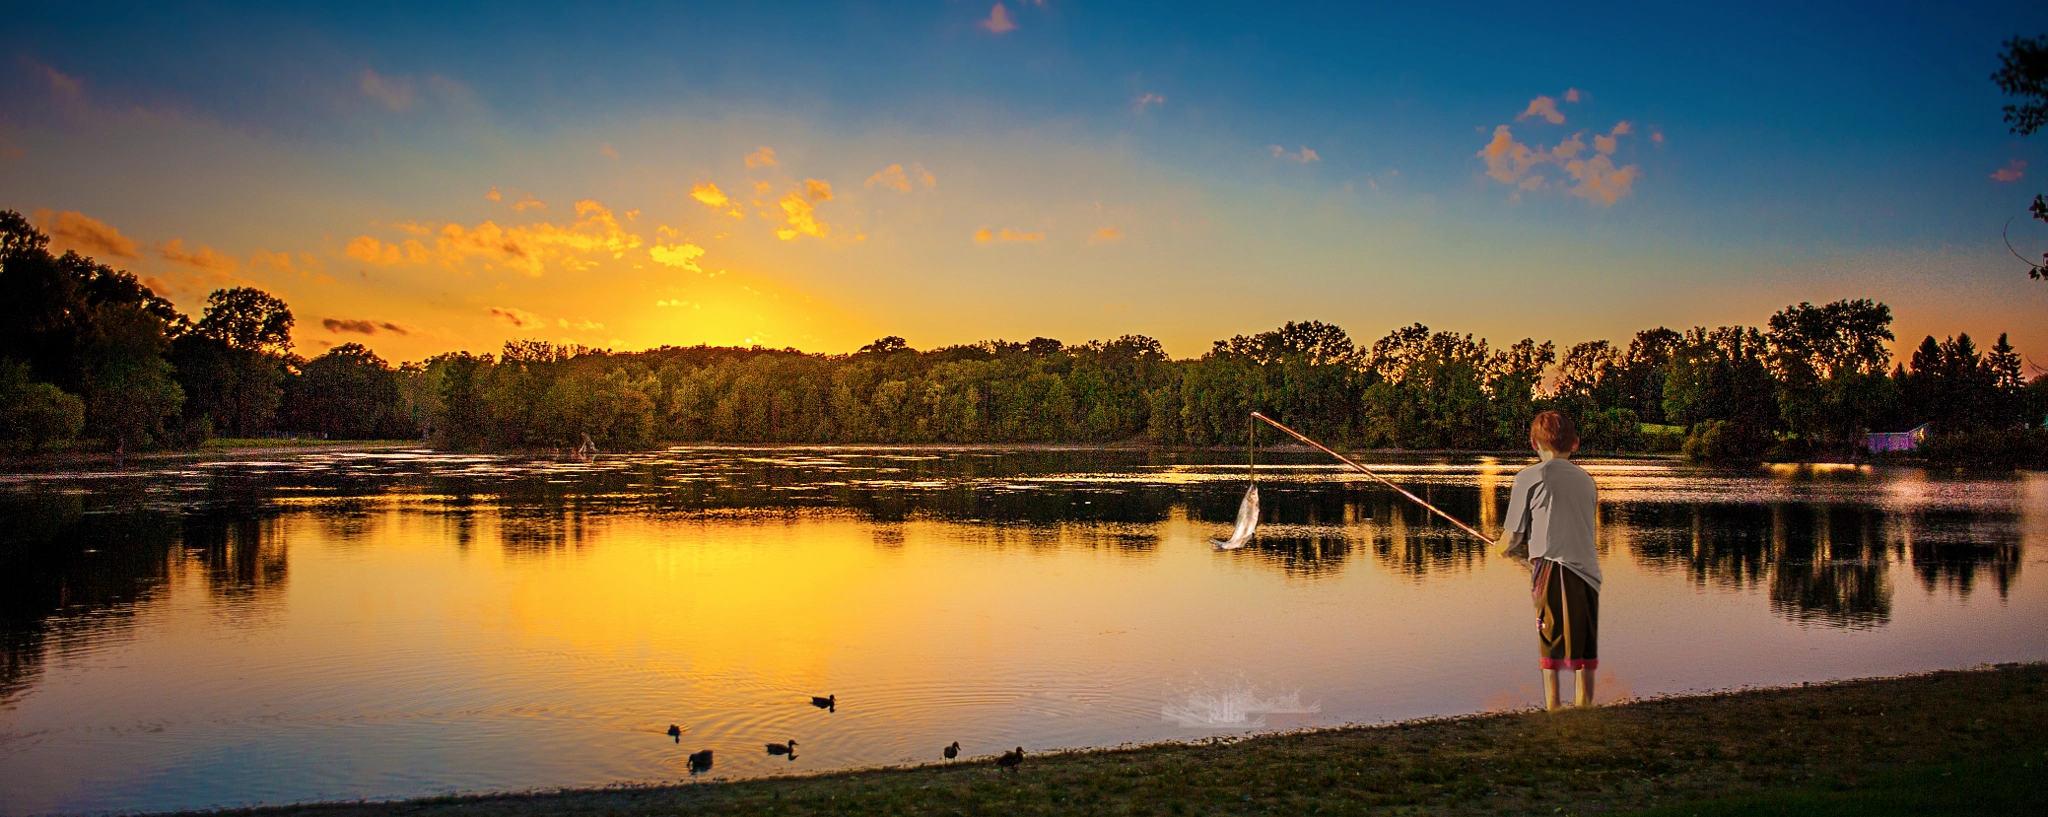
[136,662,2048,817]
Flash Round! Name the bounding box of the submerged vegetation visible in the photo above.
[4,211,2045,464]
[176,663,2048,817]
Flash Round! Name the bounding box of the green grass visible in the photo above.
[178,663,2048,817]
[1625,749,2048,816]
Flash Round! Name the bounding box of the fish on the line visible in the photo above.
[811,694,836,712]
[1210,484,1259,550]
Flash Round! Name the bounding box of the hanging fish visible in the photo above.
[1209,484,1260,550]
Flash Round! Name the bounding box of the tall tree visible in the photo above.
[1993,33,2048,277]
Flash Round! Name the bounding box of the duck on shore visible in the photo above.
[943,741,960,760]
[996,747,1024,772]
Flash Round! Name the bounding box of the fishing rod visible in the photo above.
[1248,412,1493,545]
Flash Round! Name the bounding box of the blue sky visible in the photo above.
[2,1,2044,362]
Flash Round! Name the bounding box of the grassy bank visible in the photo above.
[182,663,2047,817]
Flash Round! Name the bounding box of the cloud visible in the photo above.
[1477,122,1641,205]
[1133,93,1167,112]
[600,143,619,158]
[1516,95,1565,125]
[322,318,408,336]
[485,186,503,202]
[981,3,1017,33]
[33,209,138,259]
[23,59,82,100]
[744,146,778,168]
[1992,159,2026,183]
[1650,130,1665,143]
[1592,121,1630,155]
[158,238,239,273]
[805,178,833,201]
[490,306,544,329]
[975,227,1043,243]
[360,69,413,111]
[692,183,730,207]
[1269,145,1320,163]
[1089,227,1124,244]
[1564,88,1586,103]
[511,197,544,212]
[557,318,604,331]
[866,164,912,191]
[353,200,643,276]
[776,193,828,240]
[650,242,706,271]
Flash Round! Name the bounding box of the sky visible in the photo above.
[3,1,2046,365]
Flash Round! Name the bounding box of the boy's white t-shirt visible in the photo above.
[1503,457,1602,592]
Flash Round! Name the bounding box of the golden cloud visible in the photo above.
[34,209,138,259]
[344,236,429,265]
[981,3,1017,33]
[1089,227,1124,244]
[322,318,408,336]
[353,200,643,276]
[805,179,833,202]
[490,306,544,329]
[744,146,778,168]
[1517,95,1565,125]
[650,242,706,272]
[866,164,912,192]
[1269,145,1320,163]
[776,193,828,241]
[692,183,730,207]
[557,318,604,331]
[975,227,1043,243]
[600,143,619,158]
[1477,122,1640,205]
[485,186,503,202]
[158,238,239,273]
[511,197,545,212]
[1992,159,2026,183]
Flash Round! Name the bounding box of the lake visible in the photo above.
[2,447,2044,815]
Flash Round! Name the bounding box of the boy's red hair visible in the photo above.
[1530,411,1580,454]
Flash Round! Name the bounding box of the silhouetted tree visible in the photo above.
[1993,33,2048,276]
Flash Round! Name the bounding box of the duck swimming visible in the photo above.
[766,740,797,756]
[810,694,835,712]
[666,724,681,743]
[686,749,713,774]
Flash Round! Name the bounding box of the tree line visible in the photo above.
[3,210,2045,464]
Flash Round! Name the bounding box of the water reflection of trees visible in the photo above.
[0,491,288,702]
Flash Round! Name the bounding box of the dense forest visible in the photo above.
[3,210,2045,465]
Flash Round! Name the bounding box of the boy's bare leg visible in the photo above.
[1575,668,1596,707]
[1542,669,1560,711]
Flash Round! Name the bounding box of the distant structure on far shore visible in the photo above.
[1866,423,1930,453]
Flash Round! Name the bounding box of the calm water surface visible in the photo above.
[1,448,2044,814]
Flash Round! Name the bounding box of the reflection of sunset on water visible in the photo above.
[1,450,2045,814]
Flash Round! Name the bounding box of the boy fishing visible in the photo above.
[1496,411,1601,711]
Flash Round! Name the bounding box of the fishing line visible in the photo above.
[1248,412,1492,544]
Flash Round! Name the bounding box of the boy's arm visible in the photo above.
[1497,530,1529,565]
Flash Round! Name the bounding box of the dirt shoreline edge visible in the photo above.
[146,662,2047,817]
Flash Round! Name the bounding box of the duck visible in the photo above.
[811,694,836,712]
[943,741,960,761]
[766,739,797,756]
[996,746,1024,772]
[686,749,714,774]
[666,724,682,743]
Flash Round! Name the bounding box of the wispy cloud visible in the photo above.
[1269,145,1320,163]
[866,164,912,191]
[1992,159,2026,183]
[600,143,619,158]
[805,178,833,201]
[974,227,1043,243]
[777,193,828,241]
[490,306,544,329]
[981,3,1017,34]
[1478,120,1640,205]
[1089,227,1124,244]
[322,318,409,336]
[158,238,239,273]
[23,59,83,101]
[1133,93,1167,113]
[346,199,642,275]
[34,209,137,259]
[744,146,778,168]
[360,69,413,111]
